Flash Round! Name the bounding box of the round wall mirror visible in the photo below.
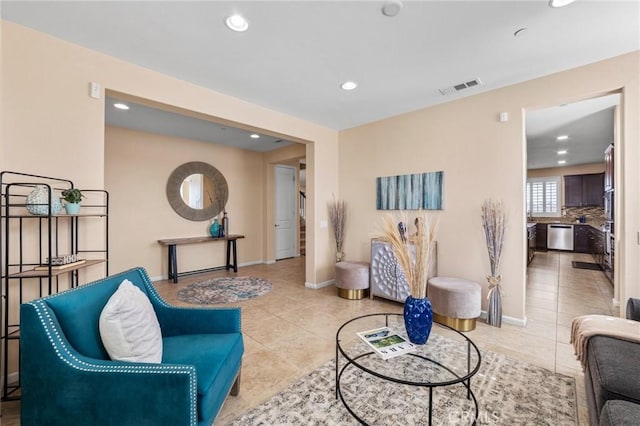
[167,162,228,221]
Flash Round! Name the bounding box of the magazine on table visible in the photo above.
[356,326,416,360]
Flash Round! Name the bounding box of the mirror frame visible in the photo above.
[166,161,228,221]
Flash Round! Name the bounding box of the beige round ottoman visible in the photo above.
[335,261,370,300]
[427,276,481,331]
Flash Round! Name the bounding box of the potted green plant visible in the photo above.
[61,188,84,214]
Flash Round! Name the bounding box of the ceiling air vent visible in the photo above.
[439,78,482,96]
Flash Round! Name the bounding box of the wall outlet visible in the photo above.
[320,220,328,229]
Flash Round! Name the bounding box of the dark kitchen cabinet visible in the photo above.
[536,223,547,250]
[584,174,605,206]
[564,175,583,208]
[588,226,605,268]
[574,225,590,253]
[564,173,604,207]
[604,144,614,192]
[527,225,536,264]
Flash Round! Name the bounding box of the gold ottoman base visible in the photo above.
[434,313,477,332]
[338,288,368,300]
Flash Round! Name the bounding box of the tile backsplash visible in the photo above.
[563,206,605,223]
[534,206,605,225]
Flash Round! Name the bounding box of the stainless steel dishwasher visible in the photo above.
[547,224,574,251]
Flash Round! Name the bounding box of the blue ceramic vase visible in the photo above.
[64,202,81,215]
[403,295,433,345]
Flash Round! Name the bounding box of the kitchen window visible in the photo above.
[526,177,561,217]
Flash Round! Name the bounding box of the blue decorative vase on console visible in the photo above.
[209,218,220,238]
[403,295,433,345]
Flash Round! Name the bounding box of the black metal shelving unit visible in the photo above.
[0,171,109,401]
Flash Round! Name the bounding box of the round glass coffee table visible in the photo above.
[335,313,481,425]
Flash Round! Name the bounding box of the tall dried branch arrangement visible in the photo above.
[481,199,507,278]
[327,197,347,256]
[379,211,439,299]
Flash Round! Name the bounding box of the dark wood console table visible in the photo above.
[157,234,245,283]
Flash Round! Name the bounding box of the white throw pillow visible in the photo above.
[99,279,163,363]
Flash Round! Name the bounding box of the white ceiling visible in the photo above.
[105,97,295,152]
[526,94,619,169]
[3,1,638,157]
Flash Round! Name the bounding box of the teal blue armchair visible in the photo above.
[20,267,243,426]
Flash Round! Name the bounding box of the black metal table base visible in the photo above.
[335,357,479,426]
[167,238,239,283]
[335,314,481,426]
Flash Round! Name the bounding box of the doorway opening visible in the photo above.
[274,165,297,260]
[524,92,620,306]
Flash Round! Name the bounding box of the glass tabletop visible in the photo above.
[336,313,481,387]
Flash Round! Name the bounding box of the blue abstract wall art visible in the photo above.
[376,171,444,210]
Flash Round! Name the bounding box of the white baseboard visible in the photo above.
[150,274,168,282]
[239,260,266,268]
[150,260,270,282]
[305,279,335,289]
[479,310,527,327]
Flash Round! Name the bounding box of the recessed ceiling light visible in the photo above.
[250,134,260,139]
[557,150,568,155]
[558,160,567,165]
[341,81,358,91]
[556,135,569,141]
[225,14,248,32]
[113,103,129,110]
[549,0,577,8]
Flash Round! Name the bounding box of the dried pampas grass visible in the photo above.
[481,199,507,277]
[481,199,508,327]
[379,211,439,299]
[328,197,347,260]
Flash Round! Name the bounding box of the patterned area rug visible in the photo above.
[177,276,272,304]
[228,334,577,425]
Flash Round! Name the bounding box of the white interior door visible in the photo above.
[275,165,296,259]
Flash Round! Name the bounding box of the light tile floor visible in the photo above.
[0,250,616,425]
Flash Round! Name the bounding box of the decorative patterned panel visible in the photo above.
[370,239,410,302]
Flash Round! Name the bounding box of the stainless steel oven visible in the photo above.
[604,190,614,222]
[604,233,614,282]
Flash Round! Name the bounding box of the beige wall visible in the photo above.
[105,126,266,277]
[339,52,640,321]
[1,21,340,288]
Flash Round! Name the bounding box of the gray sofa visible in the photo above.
[585,298,640,426]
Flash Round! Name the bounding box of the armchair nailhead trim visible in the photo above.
[27,266,243,425]
[27,300,198,426]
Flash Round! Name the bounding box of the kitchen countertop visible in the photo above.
[526,220,608,232]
